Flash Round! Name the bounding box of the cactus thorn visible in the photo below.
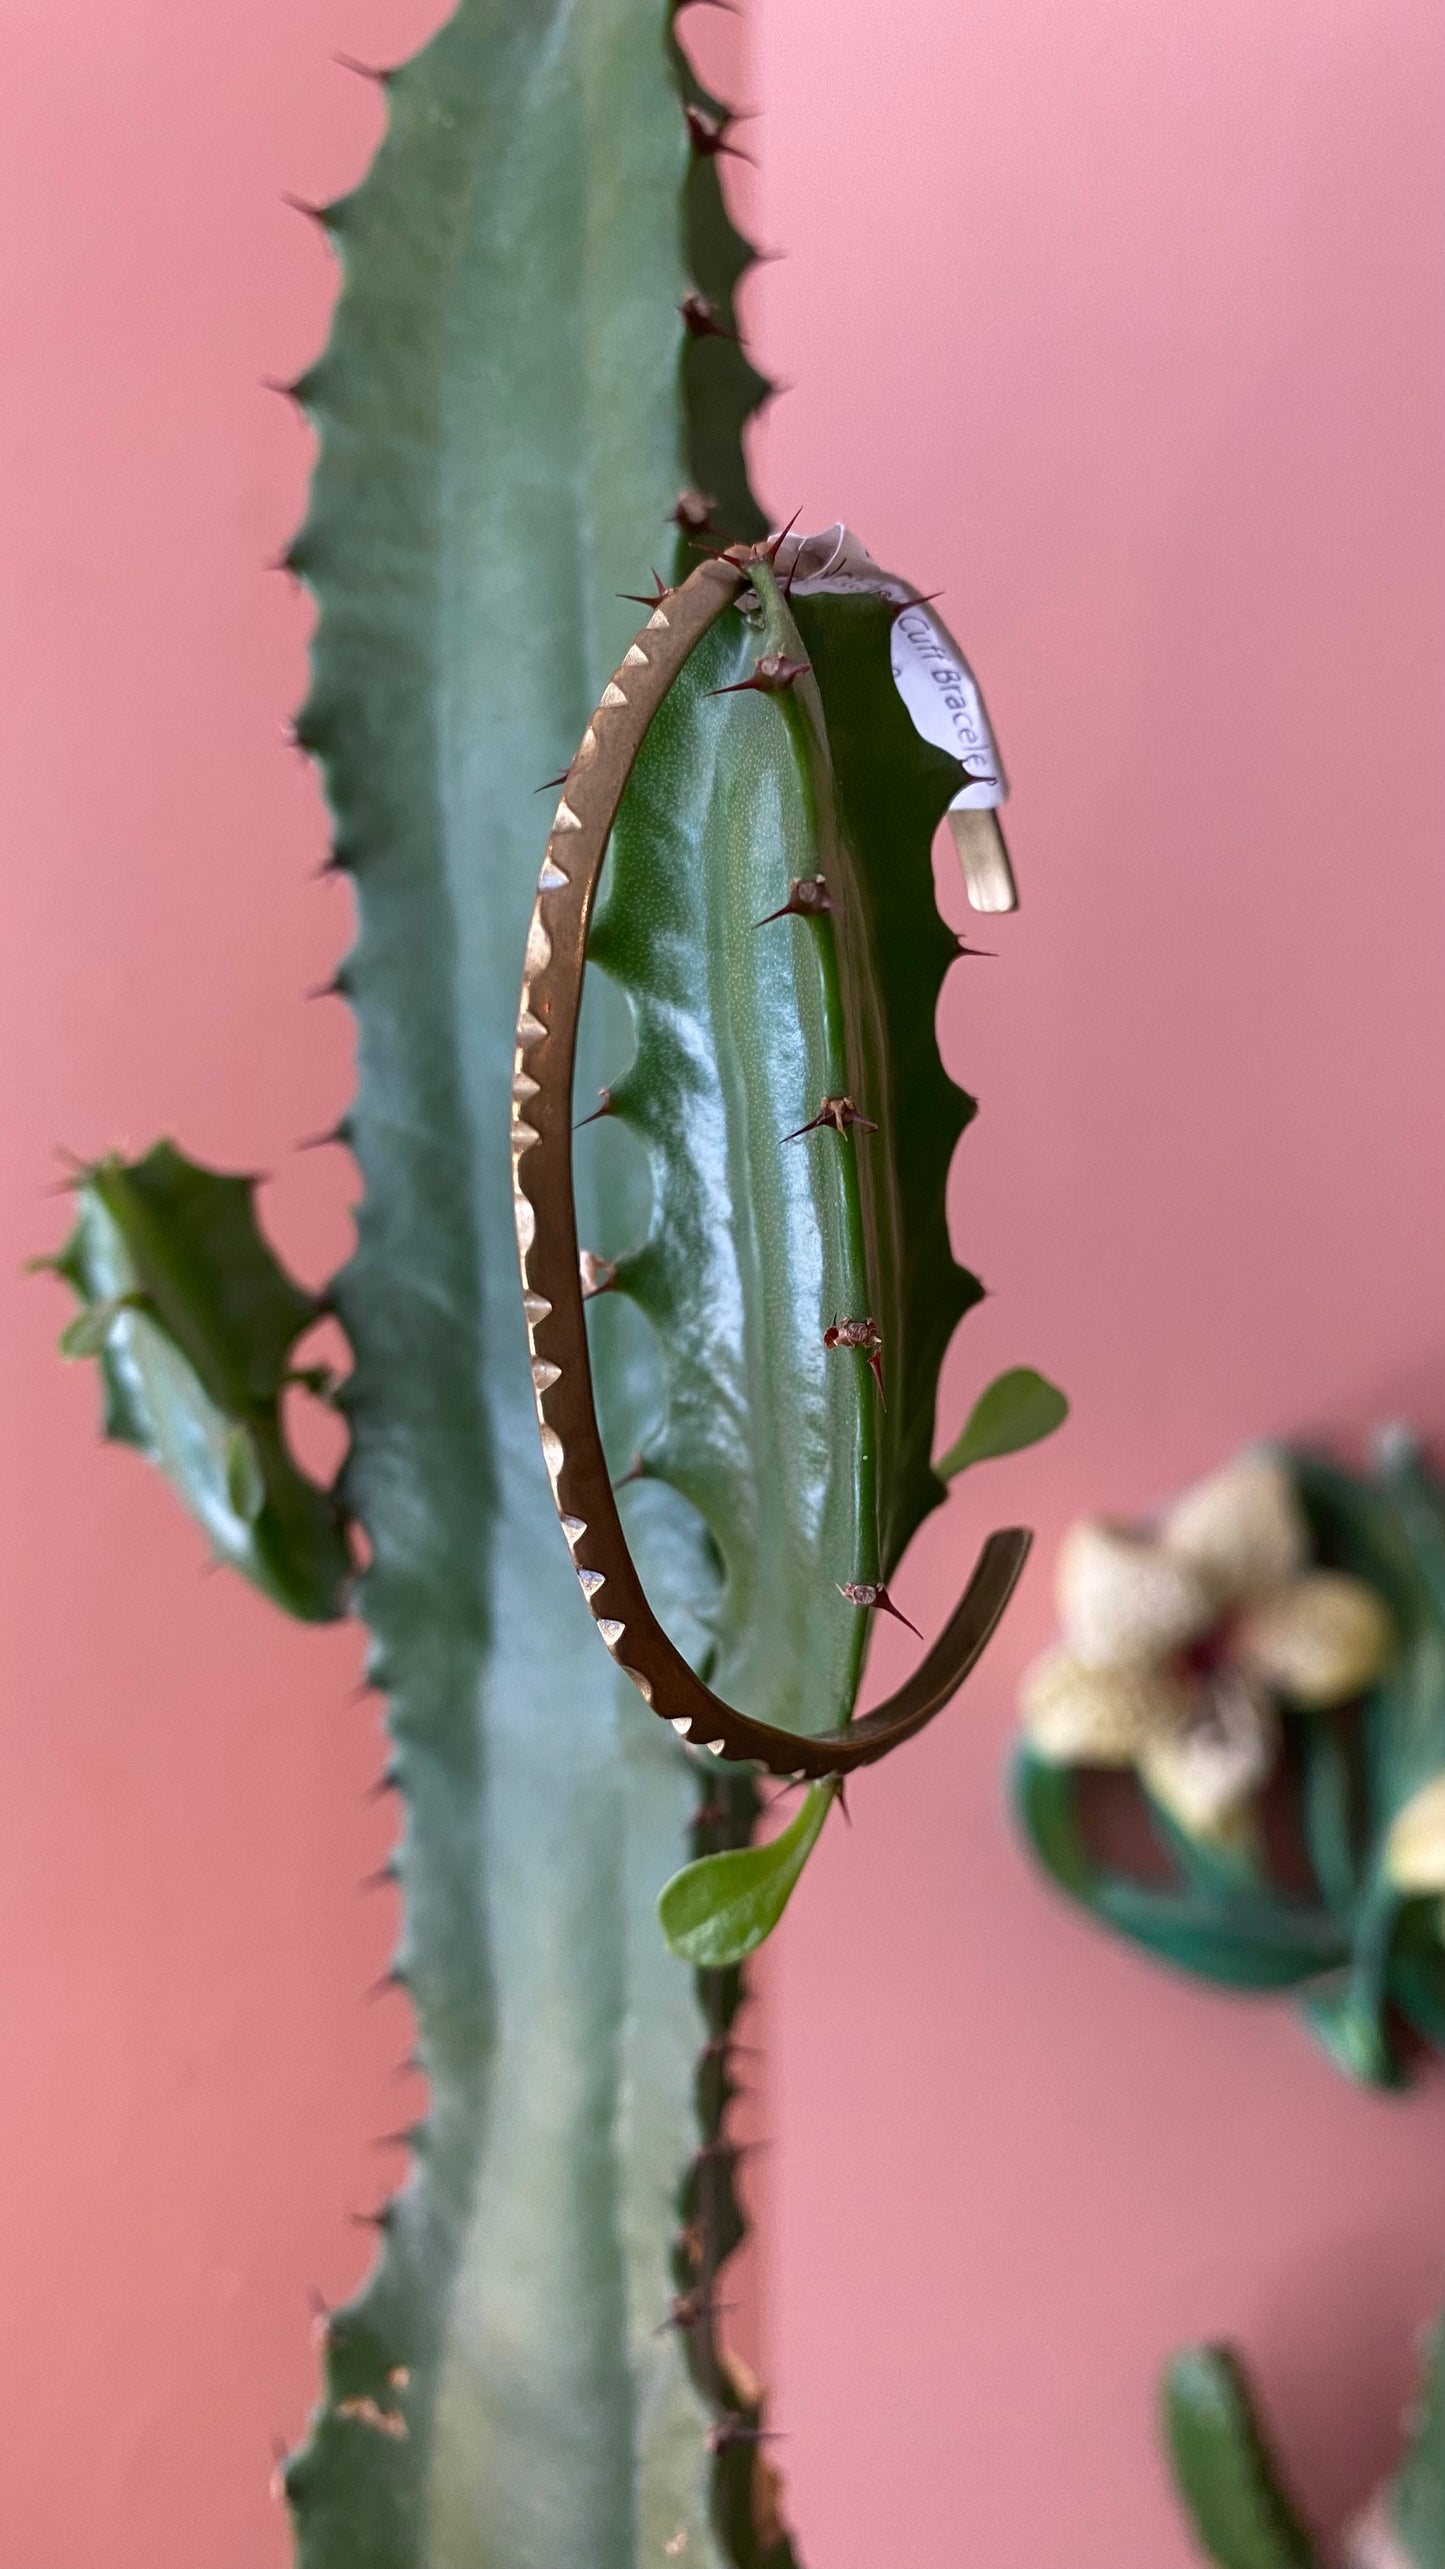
[575,1087,614,1130]
[783,1094,877,1143]
[533,769,571,793]
[612,1450,651,1491]
[708,650,810,700]
[618,569,673,608]
[362,1968,405,2004]
[364,1767,400,1802]
[281,191,337,233]
[707,2417,784,2455]
[333,51,391,83]
[349,2204,392,2231]
[838,1581,922,1639]
[657,2290,737,2337]
[889,588,946,614]
[758,509,803,566]
[579,1248,617,1299]
[260,375,307,408]
[685,103,754,162]
[359,1863,397,1895]
[954,937,996,958]
[371,2128,417,2153]
[673,489,717,534]
[680,289,736,342]
[753,874,833,927]
[956,763,997,792]
[823,1314,885,1402]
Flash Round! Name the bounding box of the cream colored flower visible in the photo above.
[1020,1450,1394,1842]
[1384,1774,1445,1894]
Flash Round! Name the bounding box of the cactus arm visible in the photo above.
[785,585,990,1572]
[1163,2347,1321,2569]
[672,40,769,546]
[52,1143,350,1620]
[275,4,791,2564]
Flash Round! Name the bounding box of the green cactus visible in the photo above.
[1013,1434,1445,2090]
[46,4,1063,2563]
[1165,2316,1445,2569]
[1164,2345,1318,2569]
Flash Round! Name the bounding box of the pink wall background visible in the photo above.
[0,3,1441,2566]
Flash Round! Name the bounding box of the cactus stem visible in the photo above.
[707,650,810,700]
[838,1580,923,1639]
[782,1093,877,1143]
[574,1087,614,1129]
[679,288,735,342]
[753,874,833,927]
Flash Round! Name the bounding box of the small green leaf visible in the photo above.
[59,1294,142,1359]
[937,1366,1068,1479]
[224,1424,266,1525]
[658,1780,837,1966]
[1163,2345,1319,2569]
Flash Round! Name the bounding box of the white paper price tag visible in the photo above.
[889,604,1004,810]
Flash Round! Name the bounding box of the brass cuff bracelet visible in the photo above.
[511,548,1030,1780]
